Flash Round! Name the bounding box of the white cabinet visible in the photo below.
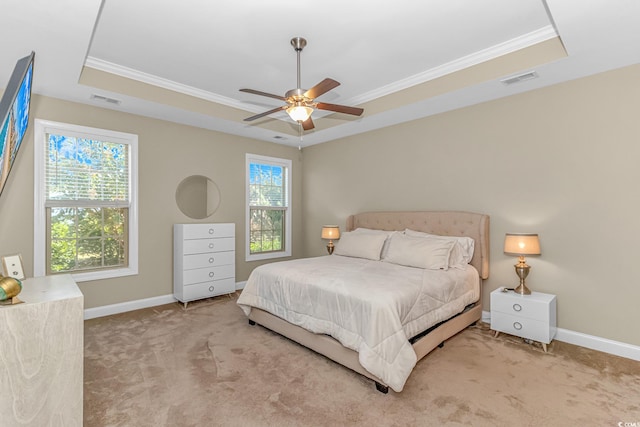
[174,223,235,307]
[490,288,557,352]
[0,275,83,426]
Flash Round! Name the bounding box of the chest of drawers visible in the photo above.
[490,288,557,352]
[174,223,235,307]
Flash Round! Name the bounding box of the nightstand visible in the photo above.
[490,288,557,352]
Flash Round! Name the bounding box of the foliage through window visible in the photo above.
[34,120,138,281]
[246,154,291,261]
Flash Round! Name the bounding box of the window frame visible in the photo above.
[245,153,292,262]
[34,119,139,282]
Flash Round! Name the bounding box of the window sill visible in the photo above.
[69,266,138,283]
[246,251,291,262]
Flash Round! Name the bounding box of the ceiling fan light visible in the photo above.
[286,105,313,122]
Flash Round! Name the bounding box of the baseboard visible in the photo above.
[482,310,640,362]
[84,294,176,320]
[84,281,247,320]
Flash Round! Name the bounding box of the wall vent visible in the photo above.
[90,94,122,105]
[500,71,539,86]
[273,135,287,140]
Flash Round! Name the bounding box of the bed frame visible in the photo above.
[247,211,490,393]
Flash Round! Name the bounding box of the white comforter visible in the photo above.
[237,255,479,392]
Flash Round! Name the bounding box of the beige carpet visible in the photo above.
[84,293,640,426]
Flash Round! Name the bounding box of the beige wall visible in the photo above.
[0,96,303,308]
[301,64,640,347]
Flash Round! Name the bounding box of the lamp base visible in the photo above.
[513,283,531,295]
[513,258,532,295]
[327,241,335,255]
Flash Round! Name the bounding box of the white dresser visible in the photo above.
[174,223,236,307]
[0,274,83,426]
[490,288,557,352]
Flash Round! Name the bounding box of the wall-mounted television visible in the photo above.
[0,51,35,198]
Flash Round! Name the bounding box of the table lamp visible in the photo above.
[321,225,340,254]
[504,233,541,295]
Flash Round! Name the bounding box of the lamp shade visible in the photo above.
[321,225,340,240]
[504,233,541,256]
[286,104,313,122]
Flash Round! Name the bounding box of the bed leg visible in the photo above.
[248,320,256,326]
[375,382,389,394]
[438,341,444,348]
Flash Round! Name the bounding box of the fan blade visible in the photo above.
[301,116,314,131]
[316,102,364,116]
[240,88,286,101]
[244,105,287,121]
[304,78,340,99]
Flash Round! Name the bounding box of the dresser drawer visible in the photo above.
[183,251,234,270]
[490,293,550,321]
[182,264,235,285]
[491,312,554,343]
[181,223,234,239]
[183,237,235,255]
[183,278,236,301]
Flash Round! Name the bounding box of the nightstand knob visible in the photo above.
[209,243,214,249]
[512,303,522,312]
[209,271,214,278]
[513,322,523,330]
[209,257,215,263]
[209,286,215,292]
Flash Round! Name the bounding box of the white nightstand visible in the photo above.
[490,288,557,352]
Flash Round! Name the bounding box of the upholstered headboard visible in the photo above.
[346,211,490,279]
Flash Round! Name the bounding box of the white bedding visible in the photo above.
[237,255,480,392]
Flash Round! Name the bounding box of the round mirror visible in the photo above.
[175,175,221,219]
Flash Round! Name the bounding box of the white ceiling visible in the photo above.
[1,0,639,148]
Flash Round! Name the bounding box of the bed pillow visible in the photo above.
[333,231,388,260]
[383,233,454,270]
[351,228,397,259]
[404,229,475,268]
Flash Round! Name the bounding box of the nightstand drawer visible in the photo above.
[491,312,554,344]
[491,292,552,322]
[181,223,234,239]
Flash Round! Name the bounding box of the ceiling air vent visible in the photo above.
[500,71,539,86]
[90,94,122,105]
[273,135,287,140]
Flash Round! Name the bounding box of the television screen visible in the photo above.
[0,51,34,197]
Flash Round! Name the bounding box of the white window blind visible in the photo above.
[45,134,129,206]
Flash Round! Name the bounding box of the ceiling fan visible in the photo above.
[240,37,364,131]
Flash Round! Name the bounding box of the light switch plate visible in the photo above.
[2,254,25,280]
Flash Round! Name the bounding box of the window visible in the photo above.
[34,120,138,282]
[246,154,291,261]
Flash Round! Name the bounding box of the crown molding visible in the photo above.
[346,26,558,105]
[84,56,260,112]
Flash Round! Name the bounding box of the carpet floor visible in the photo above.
[84,293,640,426]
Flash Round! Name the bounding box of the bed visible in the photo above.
[237,211,489,393]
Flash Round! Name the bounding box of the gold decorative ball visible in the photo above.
[0,275,22,301]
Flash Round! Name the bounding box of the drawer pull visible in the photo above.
[512,303,522,312]
[513,322,523,330]
[209,257,215,264]
[209,228,215,234]
[209,272,215,278]
[208,285,215,292]
[209,243,215,249]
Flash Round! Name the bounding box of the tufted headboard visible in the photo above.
[346,211,490,279]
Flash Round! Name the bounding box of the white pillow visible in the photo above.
[333,231,388,260]
[383,233,454,270]
[351,228,396,259]
[404,229,475,268]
